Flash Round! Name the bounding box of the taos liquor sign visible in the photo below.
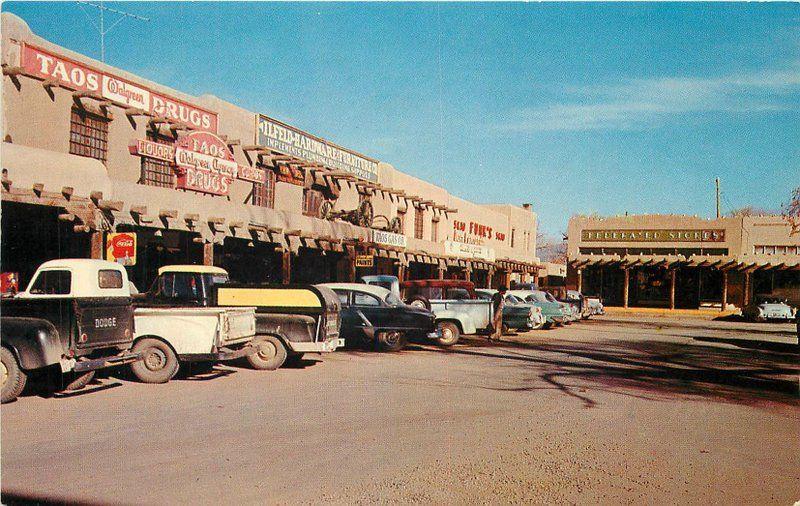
[130,132,267,195]
[444,240,496,262]
[106,232,136,266]
[581,229,726,243]
[21,43,218,132]
[257,115,378,182]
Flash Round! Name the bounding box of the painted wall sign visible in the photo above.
[581,229,726,243]
[106,232,137,266]
[276,164,305,186]
[237,164,267,184]
[174,131,237,195]
[128,139,175,162]
[256,115,378,182]
[373,230,407,249]
[355,255,374,268]
[444,241,496,262]
[1,272,20,294]
[21,43,218,132]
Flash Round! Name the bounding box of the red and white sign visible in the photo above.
[237,164,267,184]
[175,132,236,195]
[21,43,218,132]
[106,232,137,266]
[128,139,175,162]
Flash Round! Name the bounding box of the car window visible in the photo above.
[98,269,123,289]
[385,292,402,306]
[29,270,71,295]
[506,294,521,304]
[353,292,381,306]
[447,288,471,300]
[157,273,202,300]
[529,292,548,303]
[475,292,491,300]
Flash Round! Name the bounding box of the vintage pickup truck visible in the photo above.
[1,259,141,403]
[139,266,342,370]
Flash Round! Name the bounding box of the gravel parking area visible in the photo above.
[2,318,798,505]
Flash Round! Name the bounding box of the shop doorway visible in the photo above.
[218,238,282,284]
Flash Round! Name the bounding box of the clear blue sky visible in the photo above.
[4,2,799,235]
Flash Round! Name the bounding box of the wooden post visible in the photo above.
[282,249,292,285]
[203,242,214,266]
[438,267,445,280]
[623,268,630,309]
[90,231,103,259]
[576,269,583,293]
[348,255,357,282]
[464,268,471,282]
[743,271,751,306]
[487,269,494,289]
[721,270,728,311]
[397,264,406,283]
[669,269,676,310]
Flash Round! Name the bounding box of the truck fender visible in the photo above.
[432,310,477,335]
[1,317,64,371]
[253,332,295,353]
[132,335,180,361]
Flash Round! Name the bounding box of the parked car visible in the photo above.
[140,266,342,371]
[742,295,797,323]
[320,283,438,352]
[560,290,591,319]
[584,295,606,316]
[508,289,566,329]
[1,259,142,403]
[546,291,579,323]
[475,289,544,332]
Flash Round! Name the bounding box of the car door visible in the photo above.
[352,291,389,333]
[332,289,359,340]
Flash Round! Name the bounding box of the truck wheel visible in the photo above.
[436,322,460,346]
[376,331,407,352]
[530,320,545,331]
[542,322,553,330]
[247,335,287,370]
[407,295,431,311]
[1,347,27,404]
[62,371,95,391]
[131,338,179,384]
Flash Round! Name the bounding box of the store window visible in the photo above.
[303,188,324,217]
[397,209,406,233]
[511,228,516,248]
[431,218,439,242]
[755,245,798,255]
[252,168,276,208]
[70,107,109,163]
[140,131,174,188]
[414,207,424,240]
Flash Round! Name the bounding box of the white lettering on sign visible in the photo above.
[444,241,496,262]
[129,139,175,162]
[102,75,149,109]
[95,317,117,328]
[373,230,407,248]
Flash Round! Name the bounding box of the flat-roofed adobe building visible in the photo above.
[566,214,800,309]
[1,13,539,291]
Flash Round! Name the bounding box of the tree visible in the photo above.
[782,186,800,236]
[727,206,775,217]
[537,232,568,264]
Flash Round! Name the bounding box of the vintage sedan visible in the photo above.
[320,283,438,352]
[475,289,544,332]
[509,289,566,328]
[742,296,796,322]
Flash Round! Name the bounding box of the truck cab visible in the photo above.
[1,259,140,403]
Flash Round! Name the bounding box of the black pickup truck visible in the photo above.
[1,259,140,403]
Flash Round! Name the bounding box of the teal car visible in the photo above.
[475,289,543,332]
[509,290,566,329]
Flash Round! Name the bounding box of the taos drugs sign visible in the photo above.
[106,232,137,266]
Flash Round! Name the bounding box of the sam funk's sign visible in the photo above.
[581,229,726,243]
[257,115,379,182]
[22,43,218,132]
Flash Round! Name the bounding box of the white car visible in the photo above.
[742,296,796,322]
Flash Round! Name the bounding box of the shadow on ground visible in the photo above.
[417,334,800,411]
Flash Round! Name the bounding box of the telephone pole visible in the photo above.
[76,1,149,63]
[715,177,721,219]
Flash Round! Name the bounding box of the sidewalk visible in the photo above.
[604,306,738,319]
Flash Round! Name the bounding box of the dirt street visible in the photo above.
[2,318,798,505]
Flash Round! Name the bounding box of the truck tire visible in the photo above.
[436,321,460,346]
[1,347,27,404]
[130,338,179,384]
[407,295,431,311]
[542,321,553,330]
[62,371,95,391]
[247,335,287,370]
[530,320,545,331]
[376,331,407,352]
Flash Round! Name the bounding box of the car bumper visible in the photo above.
[180,342,259,362]
[427,328,443,339]
[68,351,143,373]
[289,337,342,353]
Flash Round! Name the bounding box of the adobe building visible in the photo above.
[0,13,539,291]
[566,214,800,309]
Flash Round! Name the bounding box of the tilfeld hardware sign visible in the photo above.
[21,43,218,132]
[581,229,726,242]
[106,232,136,266]
[257,115,379,182]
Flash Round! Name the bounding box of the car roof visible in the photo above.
[319,283,391,298]
[38,258,123,270]
[158,265,229,275]
[401,279,475,289]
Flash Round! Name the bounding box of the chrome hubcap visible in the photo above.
[384,332,400,345]
[410,301,426,308]
[441,327,453,340]
[257,342,277,360]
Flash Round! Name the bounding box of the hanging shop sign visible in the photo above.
[276,164,306,186]
[175,131,238,195]
[129,139,175,163]
[21,43,218,132]
[444,240,496,262]
[106,232,137,266]
[256,115,378,182]
[373,230,407,249]
[237,164,267,184]
[581,229,726,243]
[355,255,374,268]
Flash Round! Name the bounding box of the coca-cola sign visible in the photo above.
[21,43,217,132]
[175,132,237,195]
